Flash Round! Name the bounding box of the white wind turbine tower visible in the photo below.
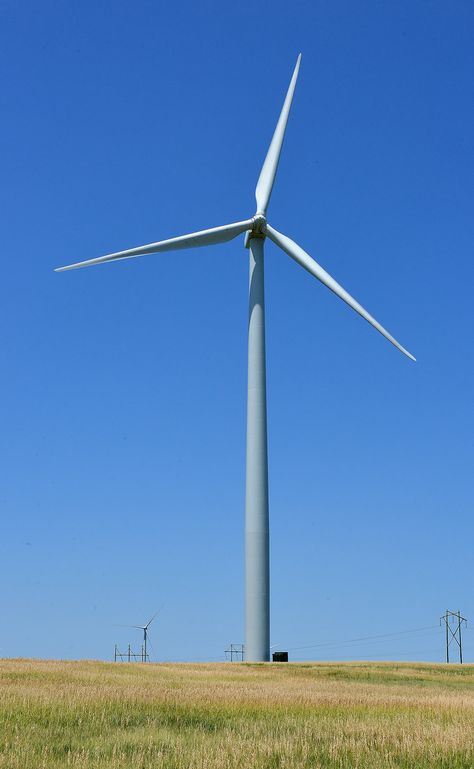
[56,55,415,662]
[117,611,159,662]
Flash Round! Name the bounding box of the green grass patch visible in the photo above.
[0,659,473,768]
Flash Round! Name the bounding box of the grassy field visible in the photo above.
[1,659,473,768]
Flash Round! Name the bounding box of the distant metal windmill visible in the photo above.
[57,55,415,662]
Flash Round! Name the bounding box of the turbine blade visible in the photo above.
[55,219,254,272]
[266,224,416,361]
[146,636,156,661]
[145,610,160,629]
[113,624,144,629]
[255,54,301,216]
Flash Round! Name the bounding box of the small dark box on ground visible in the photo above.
[272,651,288,662]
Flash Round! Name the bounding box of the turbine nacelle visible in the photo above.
[244,214,267,248]
[252,213,267,233]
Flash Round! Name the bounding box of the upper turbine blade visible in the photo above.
[266,224,416,361]
[255,54,301,216]
[55,219,254,272]
[145,611,160,629]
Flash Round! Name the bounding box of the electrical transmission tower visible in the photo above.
[225,644,244,661]
[440,610,467,663]
[114,644,147,662]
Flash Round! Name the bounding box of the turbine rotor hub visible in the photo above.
[244,213,267,247]
[252,213,267,234]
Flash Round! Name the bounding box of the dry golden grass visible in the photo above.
[1,659,473,768]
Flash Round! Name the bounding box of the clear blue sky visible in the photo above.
[1,0,473,663]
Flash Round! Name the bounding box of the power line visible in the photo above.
[294,630,440,654]
[291,648,444,661]
[286,625,441,653]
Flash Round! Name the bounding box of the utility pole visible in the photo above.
[440,610,467,663]
[225,644,244,662]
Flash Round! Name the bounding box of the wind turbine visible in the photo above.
[56,54,415,662]
[117,611,159,662]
